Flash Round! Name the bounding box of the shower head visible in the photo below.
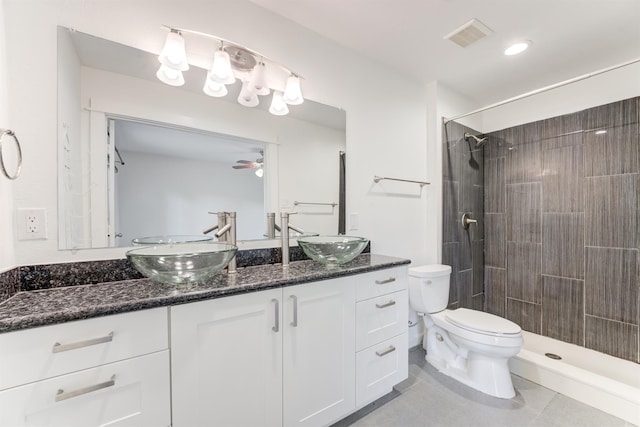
[464,132,488,147]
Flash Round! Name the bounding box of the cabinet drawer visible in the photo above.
[0,308,168,390]
[355,266,407,301]
[0,350,170,427]
[356,290,408,351]
[356,333,408,408]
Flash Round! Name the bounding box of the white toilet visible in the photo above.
[408,264,523,399]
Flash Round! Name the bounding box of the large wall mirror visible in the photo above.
[57,27,346,249]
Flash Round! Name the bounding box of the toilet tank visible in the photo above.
[408,264,452,313]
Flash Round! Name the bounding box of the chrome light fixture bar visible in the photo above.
[157,25,304,116]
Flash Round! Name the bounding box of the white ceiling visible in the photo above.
[250,0,640,105]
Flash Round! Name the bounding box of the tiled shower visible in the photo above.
[443,97,639,363]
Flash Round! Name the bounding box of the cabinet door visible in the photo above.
[171,289,283,427]
[283,277,356,427]
[0,350,170,427]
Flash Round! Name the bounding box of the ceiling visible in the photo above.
[250,0,640,105]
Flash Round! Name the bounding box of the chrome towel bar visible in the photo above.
[373,176,429,187]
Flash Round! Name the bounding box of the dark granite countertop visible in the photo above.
[0,254,409,334]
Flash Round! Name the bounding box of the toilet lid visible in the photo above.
[445,308,521,336]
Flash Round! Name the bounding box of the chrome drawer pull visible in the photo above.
[52,332,114,353]
[272,299,280,332]
[375,300,396,309]
[290,295,298,327]
[55,375,116,402]
[375,277,396,285]
[375,346,396,357]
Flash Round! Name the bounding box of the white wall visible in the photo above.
[116,150,264,243]
[4,0,430,266]
[0,0,15,272]
[479,62,640,132]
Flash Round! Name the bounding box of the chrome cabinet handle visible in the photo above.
[272,299,279,332]
[290,295,298,327]
[375,277,396,285]
[375,300,396,309]
[55,375,116,402]
[52,332,114,353]
[375,345,396,357]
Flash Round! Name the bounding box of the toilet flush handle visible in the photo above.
[461,213,477,230]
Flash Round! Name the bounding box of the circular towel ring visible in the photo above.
[0,128,22,180]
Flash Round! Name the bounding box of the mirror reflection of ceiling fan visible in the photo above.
[232,150,264,177]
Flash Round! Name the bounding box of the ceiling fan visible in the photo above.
[232,150,264,176]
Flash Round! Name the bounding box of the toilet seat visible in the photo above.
[445,308,521,337]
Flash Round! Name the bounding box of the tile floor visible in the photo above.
[334,347,635,427]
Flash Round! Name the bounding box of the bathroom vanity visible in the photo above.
[0,254,409,427]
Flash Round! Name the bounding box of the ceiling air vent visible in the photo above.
[444,18,493,48]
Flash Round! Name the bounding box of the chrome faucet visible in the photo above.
[266,212,281,239]
[280,212,305,268]
[204,211,237,274]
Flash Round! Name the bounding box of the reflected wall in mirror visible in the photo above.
[57,27,346,249]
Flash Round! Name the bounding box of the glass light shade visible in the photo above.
[250,62,270,96]
[158,31,189,71]
[156,64,185,86]
[269,91,289,116]
[203,75,228,97]
[283,75,303,105]
[210,49,235,84]
[255,168,264,178]
[238,80,259,107]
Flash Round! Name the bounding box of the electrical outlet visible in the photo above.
[17,208,47,240]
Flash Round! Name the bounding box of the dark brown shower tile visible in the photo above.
[472,293,484,311]
[536,111,583,140]
[585,174,637,249]
[472,240,484,295]
[485,267,506,317]
[485,157,505,214]
[456,219,472,271]
[542,134,584,213]
[584,123,638,177]
[585,247,638,324]
[506,298,541,333]
[542,213,584,279]
[507,183,542,243]
[484,132,508,159]
[485,213,505,268]
[443,180,459,243]
[460,162,484,213]
[542,275,585,346]
[442,242,459,305]
[583,97,638,129]
[506,140,542,184]
[585,315,639,363]
[507,242,542,304]
[457,269,474,309]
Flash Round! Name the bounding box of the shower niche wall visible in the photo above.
[442,96,639,363]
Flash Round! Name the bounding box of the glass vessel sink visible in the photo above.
[131,235,213,245]
[296,235,369,265]
[126,242,237,285]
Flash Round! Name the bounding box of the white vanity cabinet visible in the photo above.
[354,266,409,407]
[0,308,171,427]
[170,276,356,427]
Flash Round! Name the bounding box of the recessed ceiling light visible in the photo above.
[504,41,531,56]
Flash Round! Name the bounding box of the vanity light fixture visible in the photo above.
[504,41,531,56]
[156,26,304,116]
